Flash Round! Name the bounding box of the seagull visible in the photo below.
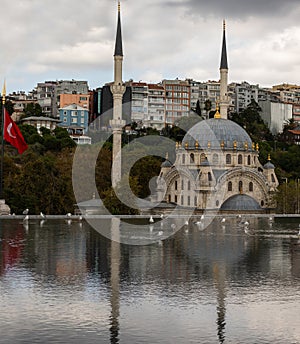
[244,221,249,227]
[23,215,29,222]
[40,212,45,218]
[158,230,163,236]
[22,209,29,215]
[149,215,154,223]
[160,214,164,219]
[79,215,83,221]
[269,216,273,222]
[221,218,226,223]
[66,213,72,217]
[185,220,189,226]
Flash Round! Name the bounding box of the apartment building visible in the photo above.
[145,84,165,129]
[36,80,89,118]
[163,79,190,126]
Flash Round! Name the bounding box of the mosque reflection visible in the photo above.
[0,217,299,343]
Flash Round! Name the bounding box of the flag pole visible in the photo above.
[0,80,6,200]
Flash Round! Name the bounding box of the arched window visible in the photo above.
[168,195,171,203]
[187,196,190,206]
[226,154,231,164]
[228,181,232,191]
[239,181,243,193]
[187,181,191,190]
[261,200,265,207]
[249,182,253,192]
[190,153,194,163]
[208,172,212,182]
[247,155,251,165]
[271,174,275,183]
[175,195,178,203]
[181,195,184,205]
[238,154,243,164]
[182,154,185,164]
[200,153,206,163]
[194,196,197,206]
[212,153,219,165]
[216,200,219,207]
[181,180,184,190]
[175,180,178,190]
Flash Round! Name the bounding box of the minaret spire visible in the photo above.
[220,20,228,70]
[114,1,123,57]
[219,19,229,119]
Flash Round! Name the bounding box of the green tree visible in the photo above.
[22,102,43,118]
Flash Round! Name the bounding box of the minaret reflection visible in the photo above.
[109,217,121,344]
[213,262,227,344]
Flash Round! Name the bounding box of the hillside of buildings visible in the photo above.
[2,79,300,214]
[0,94,300,214]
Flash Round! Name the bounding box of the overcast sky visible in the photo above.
[1,0,300,93]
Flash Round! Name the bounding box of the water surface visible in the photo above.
[0,217,299,343]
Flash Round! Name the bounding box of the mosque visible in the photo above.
[111,3,278,214]
[154,22,279,214]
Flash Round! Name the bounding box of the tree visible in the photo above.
[204,99,212,117]
[22,102,43,118]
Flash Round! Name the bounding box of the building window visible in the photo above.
[226,154,232,164]
[181,180,184,190]
[194,196,197,206]
[190,153,194,163]
[168,195,171,203]
[187,196,190,206]
[187,181,191,191]
[247,155,251,165]
[212,154,218,165]
[175,181,178,190]
[238,154,243,164]
[181,195,184,205]
[200,153,206,163]
[228,181,232,191]
[239,181,243,193]
[175,195,177,203]
[208,172,212,182]
[216,200,219,207]
[271,174,275,182]
[182,154,185,164]
[249,182,253,192]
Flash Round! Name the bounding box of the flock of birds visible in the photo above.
[148,214,300,238]
[16,210,300,239]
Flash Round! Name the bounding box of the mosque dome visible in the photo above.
[161,160,172,168]
[263,161,275,169]
[220,194,261,211]
[182,118,252,150]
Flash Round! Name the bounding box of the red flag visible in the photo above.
[3,109,28,154]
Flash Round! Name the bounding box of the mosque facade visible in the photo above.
[154,22,278,213]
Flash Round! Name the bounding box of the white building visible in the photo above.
[259,100,293,134]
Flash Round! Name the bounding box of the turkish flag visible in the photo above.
[3,109,28,154]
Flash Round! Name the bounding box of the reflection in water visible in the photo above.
[213,263,227,344]
[109,218,120,344]
[0,217,299,343]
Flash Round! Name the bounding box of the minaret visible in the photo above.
[219,20,229,119]
[110,1,126,188]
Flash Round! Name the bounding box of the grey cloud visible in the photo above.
[164,0,300,19]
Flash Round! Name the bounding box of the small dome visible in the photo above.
[221,194,261,211]
[161,160,172,168]
[264,161,275,170]
[182,118,252,150]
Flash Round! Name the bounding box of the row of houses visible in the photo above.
[6,79,300,136]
